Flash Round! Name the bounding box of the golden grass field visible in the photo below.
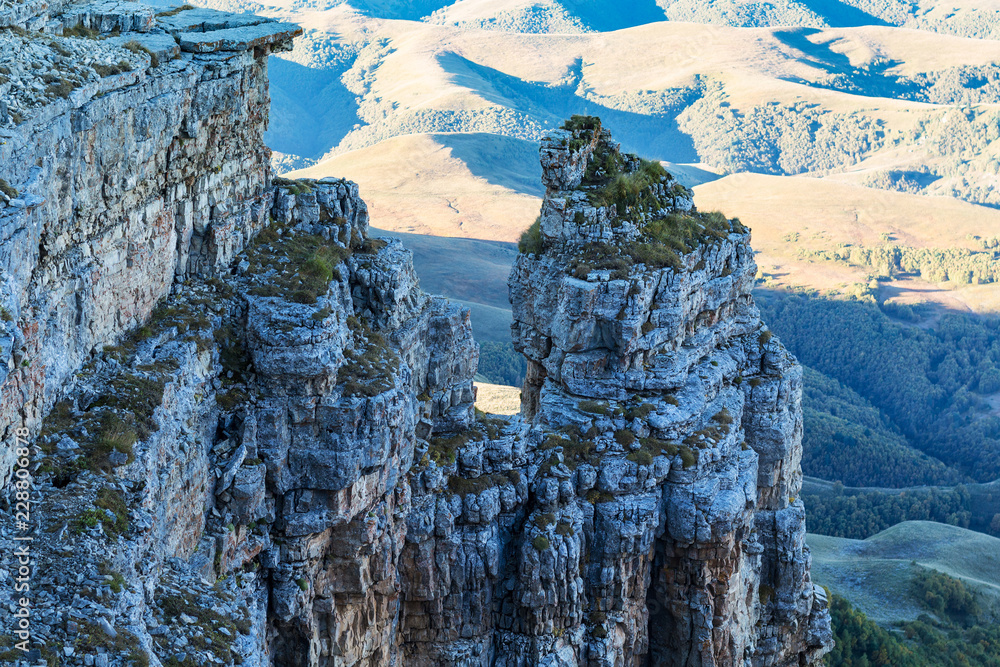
[474,382,521,415]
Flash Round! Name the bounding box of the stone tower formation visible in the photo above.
[0,3,831,665]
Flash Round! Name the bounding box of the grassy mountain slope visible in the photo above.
[808,522,1000,625]
[293,135,541,241]
[474,382,521,414]
[265,10,1000,256]
[694,174,1000,314]
[368,227,518,310]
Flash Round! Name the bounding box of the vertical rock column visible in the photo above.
[507,118,832,666]
[233,180,483,666]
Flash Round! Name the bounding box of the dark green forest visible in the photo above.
[825,594,922,667]
[803,486,975,539]
[478,340,526,386]
[800,367,962,487]
[758,290,1000,483]
[802,480,1000,540]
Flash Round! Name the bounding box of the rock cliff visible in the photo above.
[0,5,831,666]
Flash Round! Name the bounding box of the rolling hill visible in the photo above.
[808,521,1000,625]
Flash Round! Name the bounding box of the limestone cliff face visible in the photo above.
[505,118,831,666]
[0,7,830,666]
[0,0,300,477]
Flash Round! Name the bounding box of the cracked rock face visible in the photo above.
[0,1,301,477]
[502,119,832,666]
[0,6,831,665]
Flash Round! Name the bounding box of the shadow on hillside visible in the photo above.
[559,0,666,31]
[345,0,667,28]
[773,28,853,73]
[435,133,544,197]
[372,228,517,346]
[797,0,891,27]
[773,28,923,100]
[350,0,454,21]
[266,57,361,161]
[371,227,517,313]
[435,51,701,163]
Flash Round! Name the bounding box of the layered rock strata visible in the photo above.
[0,6,832,665]
[505,117,831,666]
[0,0,300,477]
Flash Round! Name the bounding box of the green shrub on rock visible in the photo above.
[519,216,543,254]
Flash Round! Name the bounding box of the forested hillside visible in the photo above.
[759,292,1000,482]
[823,567,1000,667]
[800,367,962,487]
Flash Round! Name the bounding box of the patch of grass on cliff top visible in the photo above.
[560,115,602,151]
[37,296,216,481]
[92,61,133,77]
[574,129,688,217]
[63,23,101,39]
[72,373,166,472]
[645,210,745,250]
[447,470,518,496]
[568,211,745,278]
[155,4,195,17]
[123,40,158,68]
[426,428,484,466]
[38,371,166,477]
[104,297,213,365]
[536,425,599,473]
[561,115,600,132]
[246,223,351,305]
[273,176,322,196]
[587,158,668,210]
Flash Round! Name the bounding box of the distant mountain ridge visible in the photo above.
[231,0,1000,230]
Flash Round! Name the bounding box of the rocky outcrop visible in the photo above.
[0,0,300,479]
[398,117,832,666]
[0,6,831,665]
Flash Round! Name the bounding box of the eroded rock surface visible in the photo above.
[0,6,831,664]
[0,0,301,478]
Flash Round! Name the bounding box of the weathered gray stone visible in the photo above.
[0,3,297,479]
[0,7,831,666]
[176,22,302,53]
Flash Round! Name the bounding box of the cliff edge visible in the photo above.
[0,6,831,665]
